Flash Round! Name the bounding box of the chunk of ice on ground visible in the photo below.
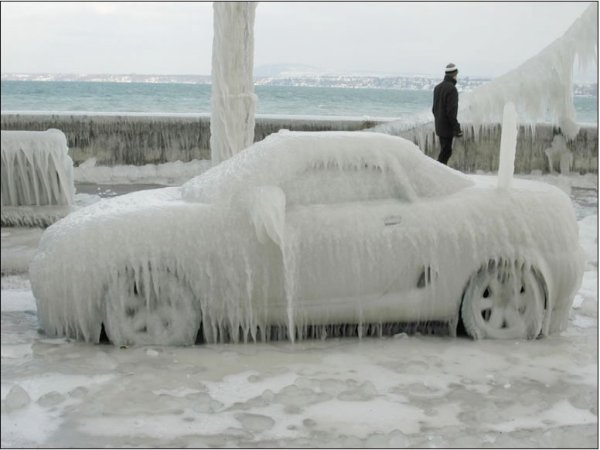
[68,386,89,398]
[276,384,330,409]
[189,392,224,414]
[37,391,66,407]
[337,381,378,401]
[235,413,276,432]
[572,294,584,309]
[318,378,348,396]
[388,430,409,447]
[4,384,31,412]
[365,433,390,448]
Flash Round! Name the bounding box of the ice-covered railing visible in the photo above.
[460,3,597,139]
[2,113,596,173]
[369,109,433,137]
[1,129,75,227]
[390,122,598,175]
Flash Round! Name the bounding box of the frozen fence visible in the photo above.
[1,129,74,227]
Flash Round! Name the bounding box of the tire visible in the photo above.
[461,259,545,340]
[103,266,200,346]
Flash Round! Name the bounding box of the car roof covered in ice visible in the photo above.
[182,130,473,204]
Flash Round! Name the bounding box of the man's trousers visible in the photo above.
[437,136,453,165]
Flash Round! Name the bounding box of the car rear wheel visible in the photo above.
[461,260,545,339]
[103,266,200,346]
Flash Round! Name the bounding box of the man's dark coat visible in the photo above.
[432,75,462,138]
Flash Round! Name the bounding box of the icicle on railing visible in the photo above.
[461,3,597,140]
[210,1,258,165]
[1,129,75,227]
[368,109,434,136]
[544,133,573,175]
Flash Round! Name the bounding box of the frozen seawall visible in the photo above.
[1,113,597,173]
[392,122,598,175]
[0,113,381,166]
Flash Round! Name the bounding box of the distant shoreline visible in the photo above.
[2,77,596,97]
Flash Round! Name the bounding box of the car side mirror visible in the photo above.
[243,185,286,248]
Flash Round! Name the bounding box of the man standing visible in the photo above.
[432,63,463,165]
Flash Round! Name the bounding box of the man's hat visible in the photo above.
[444,63,459,74]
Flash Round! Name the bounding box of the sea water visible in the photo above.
[8,80,595,123]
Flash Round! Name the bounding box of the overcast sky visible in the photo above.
[1,2,596,80]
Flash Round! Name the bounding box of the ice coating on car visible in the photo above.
[29,131,585,345]
[1,129,75,227]
[182,131,473,205]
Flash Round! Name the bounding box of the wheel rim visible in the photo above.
[104,267,199,346]
[463,262,544,339]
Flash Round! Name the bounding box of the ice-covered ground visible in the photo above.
[1,173,597,448]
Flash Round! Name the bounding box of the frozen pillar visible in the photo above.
[210,2,258,165]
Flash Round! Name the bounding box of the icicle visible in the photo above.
[282,234,298,343]
[544,133,573,175]
[498,103,518,190]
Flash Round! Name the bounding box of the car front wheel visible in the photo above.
[103,266,200,346]
[461,260,545,339]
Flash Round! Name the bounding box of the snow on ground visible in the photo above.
[1,174,597,448]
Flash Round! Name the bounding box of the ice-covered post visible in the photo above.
[497,102,518,190]
[210,2,258,165]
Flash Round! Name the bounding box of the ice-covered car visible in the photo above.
[30,130,585,345]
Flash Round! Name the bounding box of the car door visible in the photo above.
[279,163,442,326]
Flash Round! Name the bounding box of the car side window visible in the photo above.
[279,162,413,206]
